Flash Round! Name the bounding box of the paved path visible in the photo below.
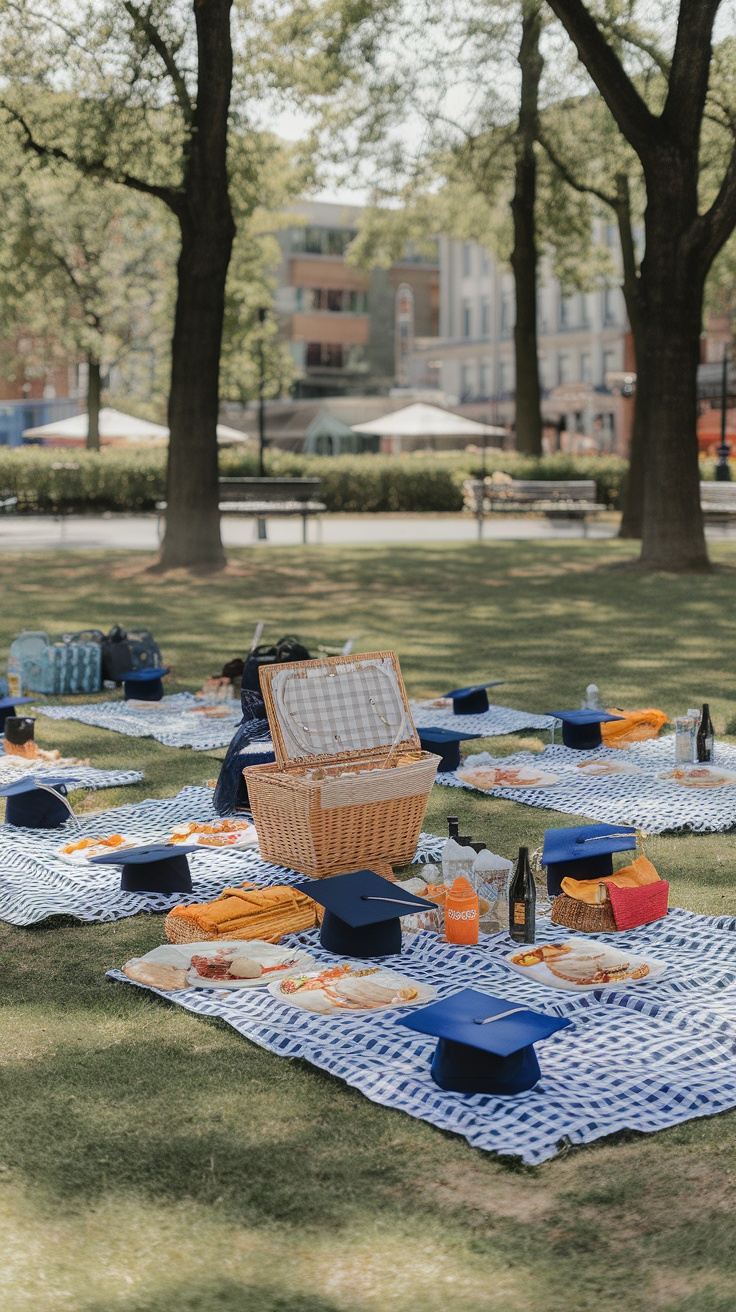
[0,512,622,552]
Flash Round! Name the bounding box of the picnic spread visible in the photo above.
[5,633,736,1163]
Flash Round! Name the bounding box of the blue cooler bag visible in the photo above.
[8,630,102,696]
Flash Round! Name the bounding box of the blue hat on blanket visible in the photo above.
[397,988,571,1096]
[122,668,169,702]
[91,841,200,894]
[444,682,503,715]
[294,868,435,958]
[417,728,483,772]
[0,775,79,829]
[542,823,637,897]
[548,709,624,750]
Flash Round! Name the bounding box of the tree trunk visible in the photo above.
[158,0,234,571]
[86,355,101,452]
[614,178,644,539]
[511,1,543,456]
[637,179,708,570]
[617,370,645,538]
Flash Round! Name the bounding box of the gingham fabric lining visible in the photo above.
[439,737,736,833]
[0,784,444,926]
[34,693,243,751]
[0,750,143,792]
[109,906,736,1164]
[272,657,408,760]
[410,702,556,737]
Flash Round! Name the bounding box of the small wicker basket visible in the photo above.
[550,893,617,933]
[244,651,440,879]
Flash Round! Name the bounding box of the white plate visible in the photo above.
[575,760,642,777]
[268,964,434,1014]
[503,940,666,992]
[185,940,315,989]
[123,940,316,991]
[457,764,560,790]
[55,832,140,866]
[411,697,452,710]
[657,765,736,789]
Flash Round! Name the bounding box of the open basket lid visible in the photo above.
[258,651,421,769]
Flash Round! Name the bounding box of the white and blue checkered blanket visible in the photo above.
[0,749,142,794]
[0,785,443,926]
[34,693,244,751]
[109,906,736,1164]
[440,737,736,833]
[410,702,555,737]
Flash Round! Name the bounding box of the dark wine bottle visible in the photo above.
[696,703,715,763]
[508,845,536,943]
[447,815,459,840]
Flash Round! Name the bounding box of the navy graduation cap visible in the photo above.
[417,727,482,773]
[548,708,624,750]
[444,682,503,715]
[397,987,571,1096]
[0,775,78,829]
[543,823,637,897]
[0,695,34,734]
[122,667,170,702]
[293,868,436,958]
[91,841,200,894]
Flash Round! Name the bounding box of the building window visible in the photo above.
[295,288,368,313]
[602,349,616,385]
[499,360,513,394]
[305,343,343,369]
[560,294,577,329]
[480,361,492,398]
[481,249,491,274]
[603,287,617,326]
[581,352,592,383]
[481,300,491,337]
[463,243,472,276]
[558,353,571,384]
[501,293,514,337]
[461,363,474,400]
[462,301,472,338]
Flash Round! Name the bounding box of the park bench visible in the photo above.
[464,477,607,538]
[157,476,326,544]
[699,481,736,528]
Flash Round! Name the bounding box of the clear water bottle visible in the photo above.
[581,684,602,710]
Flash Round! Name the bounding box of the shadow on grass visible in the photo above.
[81,1282,344,1312]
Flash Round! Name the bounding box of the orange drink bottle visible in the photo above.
[445,876,479,946]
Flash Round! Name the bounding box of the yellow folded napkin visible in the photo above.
[600,709,668,747]
[561,855,660,905]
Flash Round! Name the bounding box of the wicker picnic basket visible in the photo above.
[244,650,440,879]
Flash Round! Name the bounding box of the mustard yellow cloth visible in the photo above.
[561,855,660,905]
[600,709,668,748]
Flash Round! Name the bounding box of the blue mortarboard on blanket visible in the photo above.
[548,708,624,750]
[294,868,435,958]
[542,822,637,897]
[0,774,78,828]
[445,682,504,715]
[0,695,34,733]
[417,727,482,772]
[91,841,200,894]
[397,987,571,1096]
[122,667,170,702]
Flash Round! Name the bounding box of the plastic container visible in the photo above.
[444,876,479,945]
[472,848,513,934]
[442,837,475,886]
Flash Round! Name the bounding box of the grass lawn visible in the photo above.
[2,538,736,1312]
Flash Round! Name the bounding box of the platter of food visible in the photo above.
[122,940,316,992]
[657,765,736,789]
[269,963,434,1014]
[166,818,258,849]
[503,940,666,992]
[56,833,139,866]
[456,763,560,791]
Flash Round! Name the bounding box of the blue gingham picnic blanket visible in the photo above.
[440,737,736,833]
[109,906,736,1164]
[410,701,555,737]
[0,785,443,926]
[34,693,244,751]
[0,750,142,794]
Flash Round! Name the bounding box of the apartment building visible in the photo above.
[273,201,439,398]
[409,223,634,452]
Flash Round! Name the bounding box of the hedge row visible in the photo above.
[0,446,633,515]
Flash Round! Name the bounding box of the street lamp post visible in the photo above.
[716,347,731,482]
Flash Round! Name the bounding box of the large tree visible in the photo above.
[545,0,736,570]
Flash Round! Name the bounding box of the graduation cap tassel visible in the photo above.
[473,1006,528,1026]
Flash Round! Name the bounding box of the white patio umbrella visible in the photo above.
[350,402,506,444]
[22,407,251,445]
